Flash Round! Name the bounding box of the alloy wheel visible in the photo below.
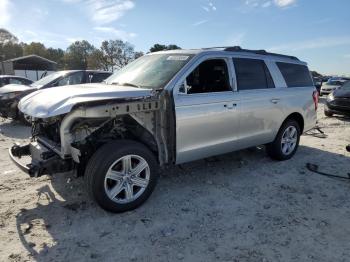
[104,155,150,204]
[281,126,298,155]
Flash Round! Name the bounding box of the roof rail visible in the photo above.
[223,46,299,61]
[201,46,298,60]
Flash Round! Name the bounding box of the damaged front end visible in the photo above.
[9,95,168,178]
[9,141,72,177]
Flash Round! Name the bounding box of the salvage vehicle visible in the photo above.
[0,70,112,120]
[10,46,317,213]
[0,75,33,87]
[325,80,350,117]
[320,77,349,96]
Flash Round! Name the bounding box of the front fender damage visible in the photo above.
[10,92,173,177]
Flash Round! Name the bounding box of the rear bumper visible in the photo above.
[9,141,73,177]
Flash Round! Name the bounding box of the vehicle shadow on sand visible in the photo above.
[15,144,350,261]
[0,119,31,139]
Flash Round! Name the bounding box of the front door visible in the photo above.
[174,57,240,164]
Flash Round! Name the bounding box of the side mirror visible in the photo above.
[88,74,93,83]
[179,83,186,93]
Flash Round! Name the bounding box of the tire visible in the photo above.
[84,140,159,213]
[266,119,301,161]
[324,109,333,117]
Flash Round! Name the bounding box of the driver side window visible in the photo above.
[182,59,231,94]
[57,72,84,86]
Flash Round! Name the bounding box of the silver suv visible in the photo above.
[10,46,318,213]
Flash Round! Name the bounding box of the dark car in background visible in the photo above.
[325,80,350,117]
[0,70,112,120]
[0,75,33,87]
[320,77,350,96]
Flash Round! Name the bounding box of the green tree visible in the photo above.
[149,43,181,52]
[46,47,65,69]
[134,51,144,59]
[0,29,23,63]
[23,42,47,57]
[0,42,23,60]
[64,40,96,70]
[100,40,135,71]
[0,28,18,44]
[87,49,108,70]
[311,71,323,78]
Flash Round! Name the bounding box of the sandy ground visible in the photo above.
[0,99,350,262]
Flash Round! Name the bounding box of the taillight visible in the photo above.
[312,91,318,111]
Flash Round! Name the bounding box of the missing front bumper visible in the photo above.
[9,142,73,177]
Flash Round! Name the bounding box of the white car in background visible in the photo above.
[320,77,349,96]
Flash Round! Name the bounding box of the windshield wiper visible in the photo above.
[110,82,141,88]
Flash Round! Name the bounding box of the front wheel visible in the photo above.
[266,120,301,161]
[84,140,159,213]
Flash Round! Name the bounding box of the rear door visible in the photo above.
[232,57,285,147]
[275,61,316,132]
[174,56,240,164]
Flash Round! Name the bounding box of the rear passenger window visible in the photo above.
[276,62,313,87]
[233,58,275,90]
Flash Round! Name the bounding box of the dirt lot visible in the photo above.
[0,99,349,262]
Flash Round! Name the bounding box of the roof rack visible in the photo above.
[202,46,299,61]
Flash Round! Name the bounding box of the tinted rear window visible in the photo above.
[233,58,275,90]
[276,62,313,87]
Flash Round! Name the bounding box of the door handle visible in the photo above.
[270,98,280,104]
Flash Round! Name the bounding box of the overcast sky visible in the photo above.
[0,0,349,75]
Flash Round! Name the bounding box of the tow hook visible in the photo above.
[11,143,30,157]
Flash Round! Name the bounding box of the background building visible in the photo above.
[0,54,57,81]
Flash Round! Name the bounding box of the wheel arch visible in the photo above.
[280,112,305,134]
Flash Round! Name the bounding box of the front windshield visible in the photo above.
[105,53,194,89]
[30,71,65,88]
[341,81,350,91]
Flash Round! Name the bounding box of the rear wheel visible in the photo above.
[266,120,300,161]
[84,140,159,213]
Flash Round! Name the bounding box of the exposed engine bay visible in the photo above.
[10,94,174,177]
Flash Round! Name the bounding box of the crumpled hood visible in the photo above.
[0,84,36,95]
[18,83,153,118]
